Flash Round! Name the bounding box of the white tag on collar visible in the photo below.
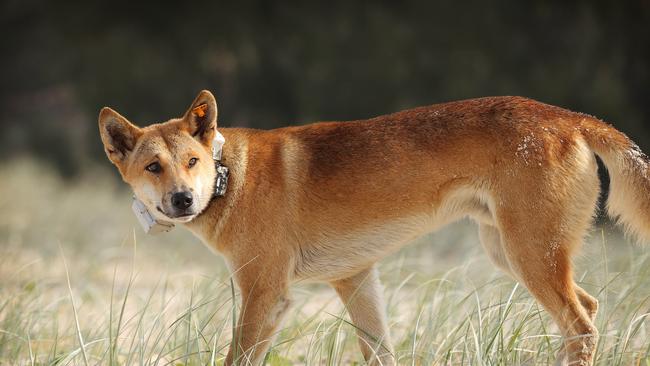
[213,131,225,160]
[131,198,174,234]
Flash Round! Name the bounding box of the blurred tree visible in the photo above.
[0,0,648,177]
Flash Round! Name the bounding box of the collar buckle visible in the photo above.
[213,161,229,198]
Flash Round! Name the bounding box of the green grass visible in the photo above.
[0,159,648,365]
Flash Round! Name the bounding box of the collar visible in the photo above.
[132,131,229,234]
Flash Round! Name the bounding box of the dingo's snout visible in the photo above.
[171,191,194,211]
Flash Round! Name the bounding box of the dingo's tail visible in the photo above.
[581,118,650,242]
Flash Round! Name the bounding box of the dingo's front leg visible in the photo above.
[225,269,291,366]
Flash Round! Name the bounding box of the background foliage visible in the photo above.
[1,0,649,176]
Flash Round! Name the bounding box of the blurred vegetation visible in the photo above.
[0,160,648,364]
[1,0,649,176]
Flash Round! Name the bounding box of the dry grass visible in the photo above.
[0,159,648,365]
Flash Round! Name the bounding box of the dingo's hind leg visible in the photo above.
[479,223,598,322]
[496,211,598,365]
[479,223,514,277]
[574,285,599,322]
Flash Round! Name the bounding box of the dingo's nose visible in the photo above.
[171,191,193,210]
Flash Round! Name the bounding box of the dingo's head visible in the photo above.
[99,90,219,223]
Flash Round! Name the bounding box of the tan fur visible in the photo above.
[99,91,650,365]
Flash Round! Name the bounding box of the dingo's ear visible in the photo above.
[183,90,217,146]
[98,107,142,165]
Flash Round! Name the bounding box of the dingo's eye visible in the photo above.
[146,162,161,173]
[188,157,198,168]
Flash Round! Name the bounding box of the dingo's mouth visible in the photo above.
[157,206,196,221]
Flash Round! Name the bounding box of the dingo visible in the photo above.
[99,90,649,365]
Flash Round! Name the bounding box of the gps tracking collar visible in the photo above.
[132,122,229,235]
